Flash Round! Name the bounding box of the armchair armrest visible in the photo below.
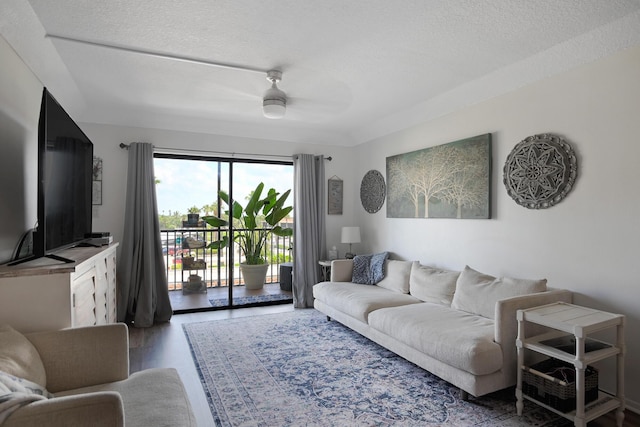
[25,324,130,393]
[330,259,354,282]
[494,289,572,385]
[4,391,124,427]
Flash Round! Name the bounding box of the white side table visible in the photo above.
[318,260,332,282]
[516,302,625,427]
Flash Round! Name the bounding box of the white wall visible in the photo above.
[353,45,640,410]
[0,36,42,263]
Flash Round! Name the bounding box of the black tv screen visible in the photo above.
[35,88,93,259]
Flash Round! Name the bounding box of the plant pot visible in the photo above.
[240,263,269,290]
[187,213,200,225]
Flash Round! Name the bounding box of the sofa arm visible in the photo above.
[330,259,354,281]
[494,289,572,384]
[26,324,130,393]
[4,391,124,427]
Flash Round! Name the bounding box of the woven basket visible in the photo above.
[522,358,598,412]
[182,256,195,269]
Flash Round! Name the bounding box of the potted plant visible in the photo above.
[187,206,200,225]
[203,183,293,289]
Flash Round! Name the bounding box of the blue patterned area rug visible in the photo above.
[209,293,292,307]
[183,309,571,426]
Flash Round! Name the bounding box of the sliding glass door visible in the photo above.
[154,154,293,312]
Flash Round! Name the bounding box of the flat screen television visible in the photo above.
[13,88,94,265]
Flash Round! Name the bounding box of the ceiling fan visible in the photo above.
[45,34,345,121]
[262,70,287,119]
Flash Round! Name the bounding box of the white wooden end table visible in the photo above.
[516,302,625,427]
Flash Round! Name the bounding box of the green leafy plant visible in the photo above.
[203,183,293,265]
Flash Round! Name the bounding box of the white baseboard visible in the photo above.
[625,397,640,414]
[594,386,638,415]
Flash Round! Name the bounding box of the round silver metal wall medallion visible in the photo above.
[503,134,577,209]
[360,170,386,213]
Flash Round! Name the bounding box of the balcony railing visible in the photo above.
[160,227,293,291]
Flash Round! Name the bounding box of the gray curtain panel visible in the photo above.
[117,142,172,327]
[293,154,326,308]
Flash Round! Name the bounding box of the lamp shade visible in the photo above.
[341,226,361,244]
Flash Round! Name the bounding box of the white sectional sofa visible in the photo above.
[313,258,572,399]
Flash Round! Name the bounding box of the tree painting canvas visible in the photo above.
[386,134,491,219]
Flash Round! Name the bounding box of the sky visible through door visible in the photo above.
[154,157,294,223]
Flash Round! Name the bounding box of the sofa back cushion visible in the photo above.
[409,263,460,305]
[0,324,47,388]
[376,260,416,293]
[451,266,547,319]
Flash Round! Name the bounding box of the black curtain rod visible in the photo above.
[118,143,332,161]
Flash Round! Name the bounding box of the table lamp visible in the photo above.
[341,226,361,259]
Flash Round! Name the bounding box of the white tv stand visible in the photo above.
[0,243,118,333]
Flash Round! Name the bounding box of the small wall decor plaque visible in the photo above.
[360,170,386,213]
[503,133,577,209]
[92,156,103,205]
[327,176,343,215]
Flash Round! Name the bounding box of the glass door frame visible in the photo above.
[154,152,293,311]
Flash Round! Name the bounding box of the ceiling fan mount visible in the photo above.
[266,70,282,84]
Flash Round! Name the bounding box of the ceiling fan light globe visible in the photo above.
[263,100,286,119]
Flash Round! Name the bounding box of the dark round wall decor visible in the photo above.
[503,133,577,209]
[360,170,386,213]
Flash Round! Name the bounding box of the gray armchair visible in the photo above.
[1,323,196,427]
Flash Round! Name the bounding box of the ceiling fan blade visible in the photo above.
[288,96,349,113]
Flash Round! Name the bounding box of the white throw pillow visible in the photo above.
[376,260,416,294]
[0,325,47,388]
[409,263,460,305]
[451,266,547,319]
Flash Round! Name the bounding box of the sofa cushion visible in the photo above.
[409,264,460,305]
[313,282,421,323]
[451,266,547,319]
[368,303,502,376]
[0,325,47,388]
[376,260,415,294]
[352,252,389,285]
[55,368,196,426]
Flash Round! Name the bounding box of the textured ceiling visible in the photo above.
[2,0,640,146]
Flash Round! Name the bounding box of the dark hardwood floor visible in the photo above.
[128,306,638,426]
